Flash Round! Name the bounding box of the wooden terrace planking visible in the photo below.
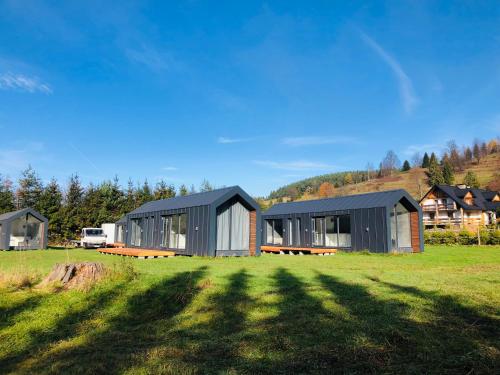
[98,247,176,259]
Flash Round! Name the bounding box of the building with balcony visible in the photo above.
[419,185,500,229]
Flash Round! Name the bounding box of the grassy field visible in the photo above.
[0,246,499,374]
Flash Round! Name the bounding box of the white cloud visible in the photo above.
[403,143,440,156]
[359,31,417,114]
[282,136,358,146]
[217,137,253,144]
[0,72,52,94]
[162,166,178,171]
[253,160,336,171]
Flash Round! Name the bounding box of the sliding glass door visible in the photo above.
[312,215,351,248]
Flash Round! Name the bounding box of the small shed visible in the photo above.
[262,189,423,253]
[123,186,261,256]
[0,208,48,250]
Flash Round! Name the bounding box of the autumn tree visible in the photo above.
[318,182,335,198]
[380,150,400,176]
[343,173,353,185]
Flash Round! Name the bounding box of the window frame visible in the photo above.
[160,213,187,250]
[312,215,351,249]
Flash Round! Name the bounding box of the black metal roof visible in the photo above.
[264,189,419,216]
[427,185,500,211]
[116,215,127,225]
[0,208,48,223]
[127,186,259,215]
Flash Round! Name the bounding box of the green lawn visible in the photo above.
[0,246,499,374]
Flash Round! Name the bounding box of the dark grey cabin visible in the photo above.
[262,189,423,253]
[123,186,261,256]
[0,208,48,250]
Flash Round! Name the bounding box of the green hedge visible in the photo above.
[424,230,500,245]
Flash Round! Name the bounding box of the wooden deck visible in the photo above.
[261,245,337,256]
[98,248,176,259]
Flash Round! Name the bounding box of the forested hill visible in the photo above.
[268,171,369,200]
[264,140,500,204]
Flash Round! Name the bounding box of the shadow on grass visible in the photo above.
[0,295,43,330]
[3,266,497,374]
[175,268,252,373]
[0,282,126,373]
[317,273,499,373]
[22,267,208,374]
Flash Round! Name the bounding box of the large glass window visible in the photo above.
[287,219,293,246]
[313,215,351,248]
[325,216,337,247]
[130,219,142,246]
[160,214,186,250]
[265,219,283,245]
[312,217,325,246]
[391,203,412,249]
[9,214,43,248]
[391,203,411,248]
[338,215,351,247]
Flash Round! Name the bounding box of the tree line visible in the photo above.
[0,167,215,242]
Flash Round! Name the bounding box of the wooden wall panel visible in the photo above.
[249,210,257,256]
[410,211,420,253]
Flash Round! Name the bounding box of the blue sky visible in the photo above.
[0,1,499,196]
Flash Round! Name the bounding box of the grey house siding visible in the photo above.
[126,206,211,256]
[122,186,261,257]
[263,207,388,252]
[262,189,423,253]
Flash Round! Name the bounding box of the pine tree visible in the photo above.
[0,175,15,214]
[473,143,481,163]
[421,152,430,168]
[17,165,43,210]
[429,152,439,166]
[154,180,176,200]
[179,184,188,196]
[427,159,444,186]
[124,179,136,213]
[136,180,154,206]
[463,171,480,188]
[38,178,63,242]
[481,142,488,157]
[464,147,472,162]
[402,160,411,171]
[442,161,455,185]
[62,174,84,240]
[189,184,197,194]
[200,179,214,192]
